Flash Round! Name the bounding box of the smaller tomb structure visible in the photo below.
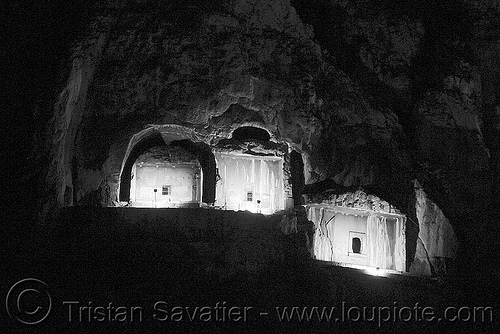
[306,190,406,272]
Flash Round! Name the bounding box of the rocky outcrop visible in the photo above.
[41,0,408,216]
[472,1,500,206]
[412,60,491,217]
[410,180,458,276]
[54,206,296,277]
[38,14,116,219]
[305,189,401,214]
[29,0,500,277]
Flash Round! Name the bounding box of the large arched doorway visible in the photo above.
[119,130,165,202]
[118,127,217,205]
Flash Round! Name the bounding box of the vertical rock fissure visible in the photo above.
[319,213,335,262]
[417,236,436,277]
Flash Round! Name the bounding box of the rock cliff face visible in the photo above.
[410,180,458,276]
[32,0,500,275]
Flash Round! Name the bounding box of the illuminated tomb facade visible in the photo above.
[214,153,285,213]
[306,190,406,272]
[213,126,291,214]
[34,0,492,277]
[130,146,202,208]
[113,124,295,213]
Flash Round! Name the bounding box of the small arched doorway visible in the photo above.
[352,237,361,254]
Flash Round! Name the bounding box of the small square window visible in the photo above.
[246,191,253,202]
[162,185,171,195]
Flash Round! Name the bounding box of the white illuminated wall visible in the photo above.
[130,163,202,207]
[214,153,284,214]
[307,205,406,272]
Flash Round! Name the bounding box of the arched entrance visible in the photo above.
[118,126,217,205]
[119,130,165,202]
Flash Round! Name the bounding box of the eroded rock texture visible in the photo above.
[31,0,500,275]
[410,181,458,276]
